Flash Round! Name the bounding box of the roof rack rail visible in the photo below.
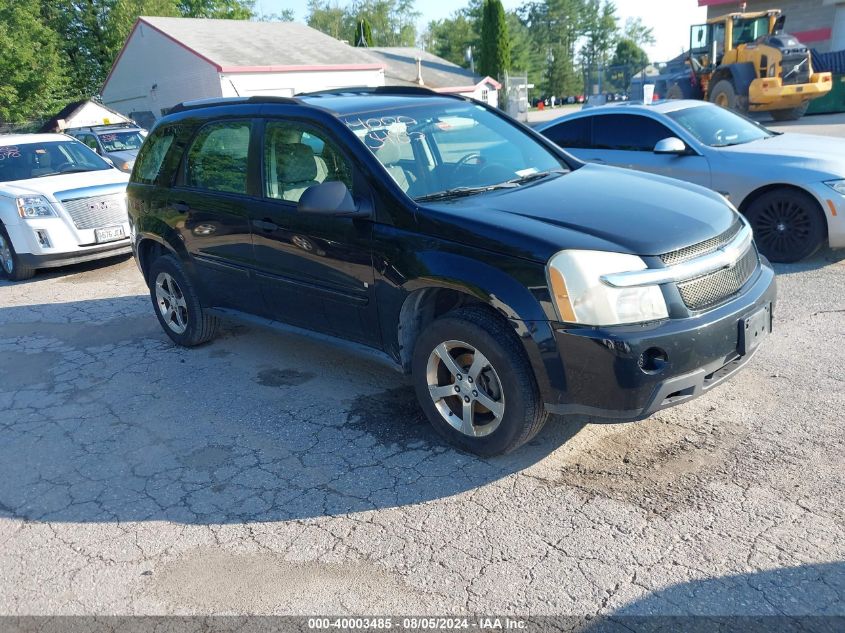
[299,85,444,97]
[168,95,300,114]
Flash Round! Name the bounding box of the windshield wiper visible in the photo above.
[504,169,566,186]
[415,182,518,202]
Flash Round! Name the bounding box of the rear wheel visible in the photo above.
[412,306,549,456]
[0,224,35,281]
[709,79,747,114]
[148,255,219,346]
[770,102,810,122]
[745,189,826,263]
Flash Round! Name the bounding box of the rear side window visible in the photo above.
[544,118,591,148]
[185,121,251,194]
[134,128,175,184]
[591,114,675,151]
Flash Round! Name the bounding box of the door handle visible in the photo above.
[172,201,190,213]
[253,219,279,232]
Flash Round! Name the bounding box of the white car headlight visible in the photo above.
[547,250,669,326]
[16,195,57,218]
[824,180,845,195]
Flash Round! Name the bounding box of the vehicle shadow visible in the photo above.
[771,246,844,276]
[0,295,587,525]
[583,561,844,632]
[0,252,133,287]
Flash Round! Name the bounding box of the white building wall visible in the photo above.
[220,68,385,98]
[101,21,222,120]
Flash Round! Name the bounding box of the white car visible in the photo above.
[538,101,845,263]
[0,133,130,280]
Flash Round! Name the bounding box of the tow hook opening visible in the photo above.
[639,347,668,374]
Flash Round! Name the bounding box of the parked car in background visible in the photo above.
[538,100,845,262]
[67,123,146,173]
[0,134,130,280]
[128,90,775,455]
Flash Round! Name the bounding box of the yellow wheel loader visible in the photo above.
[669,9,833,120]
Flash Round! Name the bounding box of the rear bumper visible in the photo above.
[748,73,833,110]
[539,260,777,420]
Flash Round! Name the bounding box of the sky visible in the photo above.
[255,0,708,63]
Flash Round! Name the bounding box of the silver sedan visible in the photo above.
[537,101,845,262]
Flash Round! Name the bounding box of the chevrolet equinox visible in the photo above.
[127,88,777,456]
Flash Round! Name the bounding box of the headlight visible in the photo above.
[120,161,134,172]
[16,195,57,218]
[824,180,845,195]
[547,250,669,326]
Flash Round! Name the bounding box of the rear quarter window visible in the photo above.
[133,127,176,185]
[544,118,591,149]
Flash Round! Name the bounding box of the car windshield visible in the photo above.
[97,131,144,153]
[667,105,775,147]
[342,101,568,201]
[0,140,111,182]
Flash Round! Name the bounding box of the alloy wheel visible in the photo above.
[155,272,189,334]
[426,340,505,438]
[0,234,13,275]
[753,198,813,261]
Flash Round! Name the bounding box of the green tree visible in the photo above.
[354,17,373,47]
[256,8,295,21]
[0,1,68,123]
[580,0,618,93]
[307,0,418,47]
[306,0,347,39]
[623,16,655,47]
[609,37,649,91]
[478,0,510,80]
[518,0,586,96]
[176,0,254,18]
[424,14,477,67]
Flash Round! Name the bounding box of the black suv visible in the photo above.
[127,88,776,456]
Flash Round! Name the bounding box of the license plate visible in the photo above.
[95,225,125,243]
[739,304,772,356]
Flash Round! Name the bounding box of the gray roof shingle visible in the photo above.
[140,16,382,69]
[368,47,485,89]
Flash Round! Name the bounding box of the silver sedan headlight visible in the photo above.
[824,180,845,195]
[546,250,669,326]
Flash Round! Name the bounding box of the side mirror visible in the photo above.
[102,156,115,167]
[654,137,688,155]
[297,181,370,218]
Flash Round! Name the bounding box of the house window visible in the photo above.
[481,88,489,104]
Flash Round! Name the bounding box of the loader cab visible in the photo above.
[689,10,780,69]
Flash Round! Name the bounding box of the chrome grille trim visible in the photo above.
[678,245,759,311]
[661,221,742,266]
[601,218,754,289]
[59,193,127,230]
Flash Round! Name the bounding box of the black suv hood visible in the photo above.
[417,164,737,263]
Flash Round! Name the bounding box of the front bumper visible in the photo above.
[18,241,132,269]
[748,73,833,111]
[541,260,777,420]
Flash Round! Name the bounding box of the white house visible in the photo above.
[367,47,501,106]
[40,99,133,133]
[101,17,386,121]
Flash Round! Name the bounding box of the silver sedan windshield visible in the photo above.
[667,106,775,147]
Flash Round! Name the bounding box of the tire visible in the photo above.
[709,79,747,114]
[0,224,36,281]
[411,306,549,456]
[744,189,826,263]
[770,102,810,122]
[147,254,219,346]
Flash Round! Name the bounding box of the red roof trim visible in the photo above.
[101,18,221,94]
[220,64,385,73]
[793,27,833,43]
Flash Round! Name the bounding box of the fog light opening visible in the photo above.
[639,347,668,374]
[35,229,52,248]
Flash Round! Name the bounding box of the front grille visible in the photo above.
[661,221,742,266]
[781,54,811,85]
[677,245,759,311]
[59,193,127,230]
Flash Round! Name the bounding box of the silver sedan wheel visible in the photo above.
[0,234,13,275]
[155,272,189,334]
[426,340,505,438]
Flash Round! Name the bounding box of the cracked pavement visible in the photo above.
[0,250,842,625]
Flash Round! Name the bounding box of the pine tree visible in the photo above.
[478,0,510,80]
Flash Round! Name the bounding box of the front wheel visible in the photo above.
[709,79,747,114]
[412,306,549,456]
[147,255,219,346]
[745,189,826,263]
[0,224,35,281]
